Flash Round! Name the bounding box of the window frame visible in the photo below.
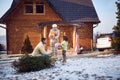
[24,1,45,15]
[35,3,45,15]
[24,1,34,14]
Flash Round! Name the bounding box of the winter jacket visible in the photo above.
[49,29,60,42]
[61,41,68,51]
[32,42,51,56]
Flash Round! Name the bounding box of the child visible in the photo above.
[61,36,68,63]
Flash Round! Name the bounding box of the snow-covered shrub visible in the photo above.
[12,55,55,72]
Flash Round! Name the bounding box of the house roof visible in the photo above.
[0,0,100,24]
[0,0,20,23]
[47,0,100,23]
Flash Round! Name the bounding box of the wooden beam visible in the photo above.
[73,26,76,51]
[38,21,83,27]
[43,26,47,38]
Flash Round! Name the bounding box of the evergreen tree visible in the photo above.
[112,0,120,51]
[0,44,5,51]
[21,35,33,54]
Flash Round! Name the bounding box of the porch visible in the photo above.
[38,21,83,51]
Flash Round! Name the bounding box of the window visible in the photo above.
[24,1,33,14]
[25,5,33,13]
[24,1,45,14]
[36,4,44,13]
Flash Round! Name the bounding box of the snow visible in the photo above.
[0,54,120,80]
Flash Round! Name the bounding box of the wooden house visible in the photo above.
[0,0,100,54]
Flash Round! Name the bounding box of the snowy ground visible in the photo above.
[0,54,120,80]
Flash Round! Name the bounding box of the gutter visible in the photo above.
[0,24,7,29]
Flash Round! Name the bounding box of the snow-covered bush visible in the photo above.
[12,55,55,72]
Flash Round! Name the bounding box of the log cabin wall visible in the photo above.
[45,25,74,50]
[45,24,93,51]
[1,0,99,54]
[5,0,61,54]
[79,23,93,50]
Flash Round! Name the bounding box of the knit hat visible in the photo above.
[52,24,57,28]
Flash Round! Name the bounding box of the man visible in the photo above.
[49,24,60,58]
[32,38,51,56]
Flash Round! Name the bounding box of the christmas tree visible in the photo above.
[21,35,33,54]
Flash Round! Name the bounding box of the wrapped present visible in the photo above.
[55,43,62,49]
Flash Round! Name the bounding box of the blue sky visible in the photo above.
[93,0,117,34]
[0,0,117,36]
